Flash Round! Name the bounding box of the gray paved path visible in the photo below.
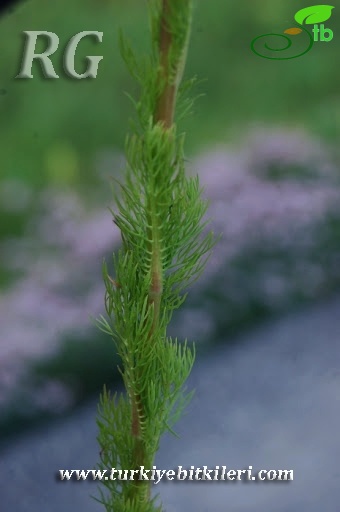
[1,296,339,511]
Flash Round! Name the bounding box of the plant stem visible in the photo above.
[130,0,177,499]
[155,0,176,128]
[95,1,216,509]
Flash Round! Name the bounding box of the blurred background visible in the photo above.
[0,0,340,502]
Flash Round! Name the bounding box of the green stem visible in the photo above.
[130,0,178,502]
[95,2,211,510]
[154,0,176,128]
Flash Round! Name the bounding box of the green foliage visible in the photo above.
[94,1,216,509]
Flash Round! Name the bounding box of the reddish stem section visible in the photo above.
[154,0,176,128]
[130,0,176,500]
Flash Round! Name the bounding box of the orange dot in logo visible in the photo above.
[283,27,303,35]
